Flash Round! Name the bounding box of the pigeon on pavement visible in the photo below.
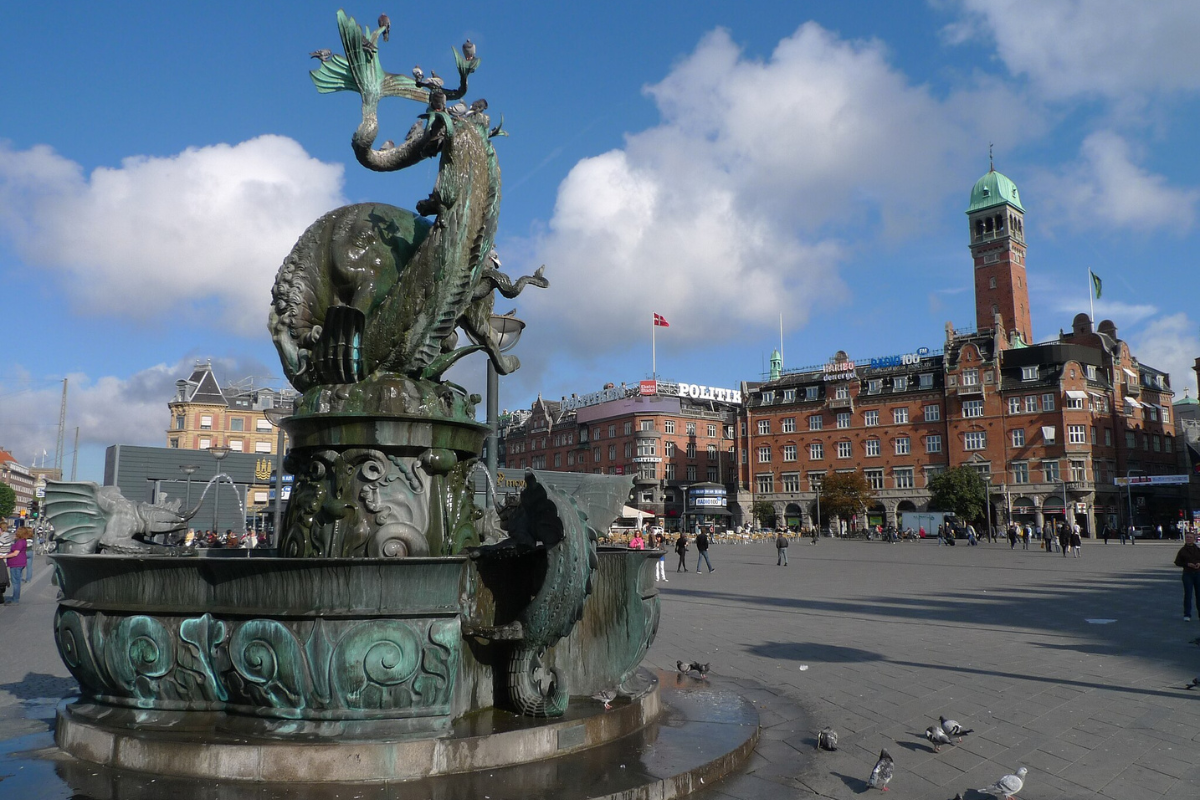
[1185,677,1200,690]
[925,724,952,752]
[816,727,838,751]
[867,749,894,791]
[977,766,1027,800]
[939,716,973,740]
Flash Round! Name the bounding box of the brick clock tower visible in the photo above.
[967,165,1032,344]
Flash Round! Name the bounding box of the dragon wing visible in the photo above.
[567,474,636,538]
[44,481,107,553]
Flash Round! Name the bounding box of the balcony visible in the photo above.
[1064,480,1094,493]
[827,396,853,410]
[956,383,983,396]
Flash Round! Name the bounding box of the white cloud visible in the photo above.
[520,24,1033,355]
[1132,313,1199,397]
[949,0,1200,101]
[1035,131,1198,232]
[0,137,346,335]
[0,356,279,470]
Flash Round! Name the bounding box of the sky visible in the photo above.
[2,0,1199,482]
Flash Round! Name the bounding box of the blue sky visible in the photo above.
[2,0,1199,481]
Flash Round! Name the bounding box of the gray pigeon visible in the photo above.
[448,101,468,117]
[939,716,973,740]
[815,726,838,751]
[925,724,952,752]
[977,766,1026,800]
[591,689,615,709]
[310,49,333,62]
[1186,677,1200,690]
[424,70,444,89]
[867,749,893,791]
[462,38,476,59]
[412,65,424,83]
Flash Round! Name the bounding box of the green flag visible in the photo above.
[1090,271,1102,299]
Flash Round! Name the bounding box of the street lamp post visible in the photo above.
[815,483,822,537]
[263,406,291,546]
[478,314,525,509]
[179,464,198,511]
[209,446,231,534]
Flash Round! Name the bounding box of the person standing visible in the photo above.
[674,532,689,572]
[1102,524,1110,545]
[2,527,30,604]
[1120,525,1129,545]
[1008,524,1018,550]
[654,533,668,582]
[1058,523,1070,557]
[695,529,714,573]
[629,530,645,550]
[776,531,789,566]
[1174,531,1200,620]
[1043,523,1054,554]
[1070,525,1082,557]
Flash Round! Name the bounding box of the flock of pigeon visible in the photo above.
[816,717,1027,799]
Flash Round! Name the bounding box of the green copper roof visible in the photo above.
[968,168,1024,213]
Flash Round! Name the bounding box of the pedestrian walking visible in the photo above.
[1058,524,1070,557]
[1022,523,1031,550]
[1120,525,1129,545]
[1070,526,1082,557]
[1174,531,1200,620]
[1008,524,1018,550]
[1043,524,1054,554]
[654,533,668,582]
[776,531,789,566]
[675,533,689,572]
[1129,523,1137,545]
[2,526,30,604]
[695,529,715,573]
[1102,524,1109,544]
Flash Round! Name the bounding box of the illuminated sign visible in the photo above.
[1114,474,1190,486]
[632,456,662,463]
[640,380,657,396]
[823,360,856,382]
[671,382,742,404]
[869,347,930,369]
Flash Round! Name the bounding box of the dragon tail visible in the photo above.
[508,646,568,718]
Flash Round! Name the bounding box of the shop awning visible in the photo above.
[1066,390,1088,400]
[1041,426,1056,441]
[1123,368,1138,379]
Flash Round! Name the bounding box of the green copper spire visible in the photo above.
[968,166,1024,213]
[769,349,782,380]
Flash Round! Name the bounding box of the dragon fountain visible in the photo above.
[45,10,689,788]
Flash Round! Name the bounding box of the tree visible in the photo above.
[819,472,876,524]
[0,481,14,519]
[751,499,776,529]
[927,466,987,523]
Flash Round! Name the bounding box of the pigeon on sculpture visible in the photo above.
[468,98,489,115]
[487,248,501,269]
[815,726,838,751]
[378,13,390,42]
[939,716,973,740]
[925,724,952,752]
[867,749,894,791]
[412,65,424,83]
[591,689,615,710]
[977,766,1026,800]
[462,38,476,59]
[448,101,468,117]
[424,70,444,89]
[310,49,333,62]
[428,90,446,112]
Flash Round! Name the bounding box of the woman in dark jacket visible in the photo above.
[674,533,689,572]
[1175,531,1200,620]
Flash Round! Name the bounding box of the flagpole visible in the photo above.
[1088,269,1095,323]
[652,312,656,381]
[779,313,784,369]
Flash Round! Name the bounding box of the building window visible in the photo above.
[256,418,272,431]
[919,373,934,389]
[1166,435,1174,453]
[1086,365,1097,381]
[707,444,717,460]
[757,420,770,435]
[1143,434,1150,451]
[837,441,852,459]
[200,415,213,430]
[864,410,879,426]
[229,440,243,452]
[1091,426,1097,445]
[758,446,772,463]
[1041,393,1055,411]
[664,420,675,434]
[593,447,602,462]
[925,435,942,453]
[638,439,657,457]
[868,380,882,395]
[686,465,697,481]
[1043,461,1060,482]
[809,472,825,490]
[1025,396,1039,413]
[924,405,941,422]
[836,412,851,429]
[608,425,616,438]
[567,451,575,466]
[253,491,268,504]
[1011,429,1025,447]
[1153,434,1161,452]
[1067,395,1085,410]
[1043,427,1057,445]
[964,432,986,450]
[808,415,823,431]
[229,418,244,432]
[1021,366,1037,381]
[1068,425,1086,444]
[686,422,696,435]
[1125,431,1136,449]
[865,439,881,457]
[170,438,180,449]
[835,385,849,400]
[199,438,211,449]
[962,369,979,386]
[554,453,562,467]
[865,469,884,490]
[893,408,909,424]
[1147,405,1158,421]
[989,277,997,289]
[665,463,676,480]
[665,441,676,457]
[1104,428,1112,446]
[608,445,616,460]
[893,376,908,391]
[1012,463,1029,483]
[176,415,186,430]
[1070,461,1087,481]
[640,420,654,431]
[810,442,824,460]
[783,389,795,402]
[1008,397,1021,415]
[741,449,747,463]
[724,425,734,439]
[782,417,796,433]
[686,442,696,458]
[805,386,819,401]
[638,462,657,480]
[782,473,800,493]
[624,442,633,458]
[756,474,773,493]
[963,400,984,418]
[894,468,914,489]
[894,437,911,455]
[762,391,775,403]
[706,466,718,482]
[782,444,797,462]
[707,424,717,438]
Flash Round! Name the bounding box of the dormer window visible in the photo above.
[1021,366,1037,381]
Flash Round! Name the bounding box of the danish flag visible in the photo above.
[653,313,670,328]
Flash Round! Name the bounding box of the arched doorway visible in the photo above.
[784,503,803,530]
[896,500,917,529]
[1012,497,1036,525]
[867,503,886,530]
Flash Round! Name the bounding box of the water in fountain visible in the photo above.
[187,473,247,533]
